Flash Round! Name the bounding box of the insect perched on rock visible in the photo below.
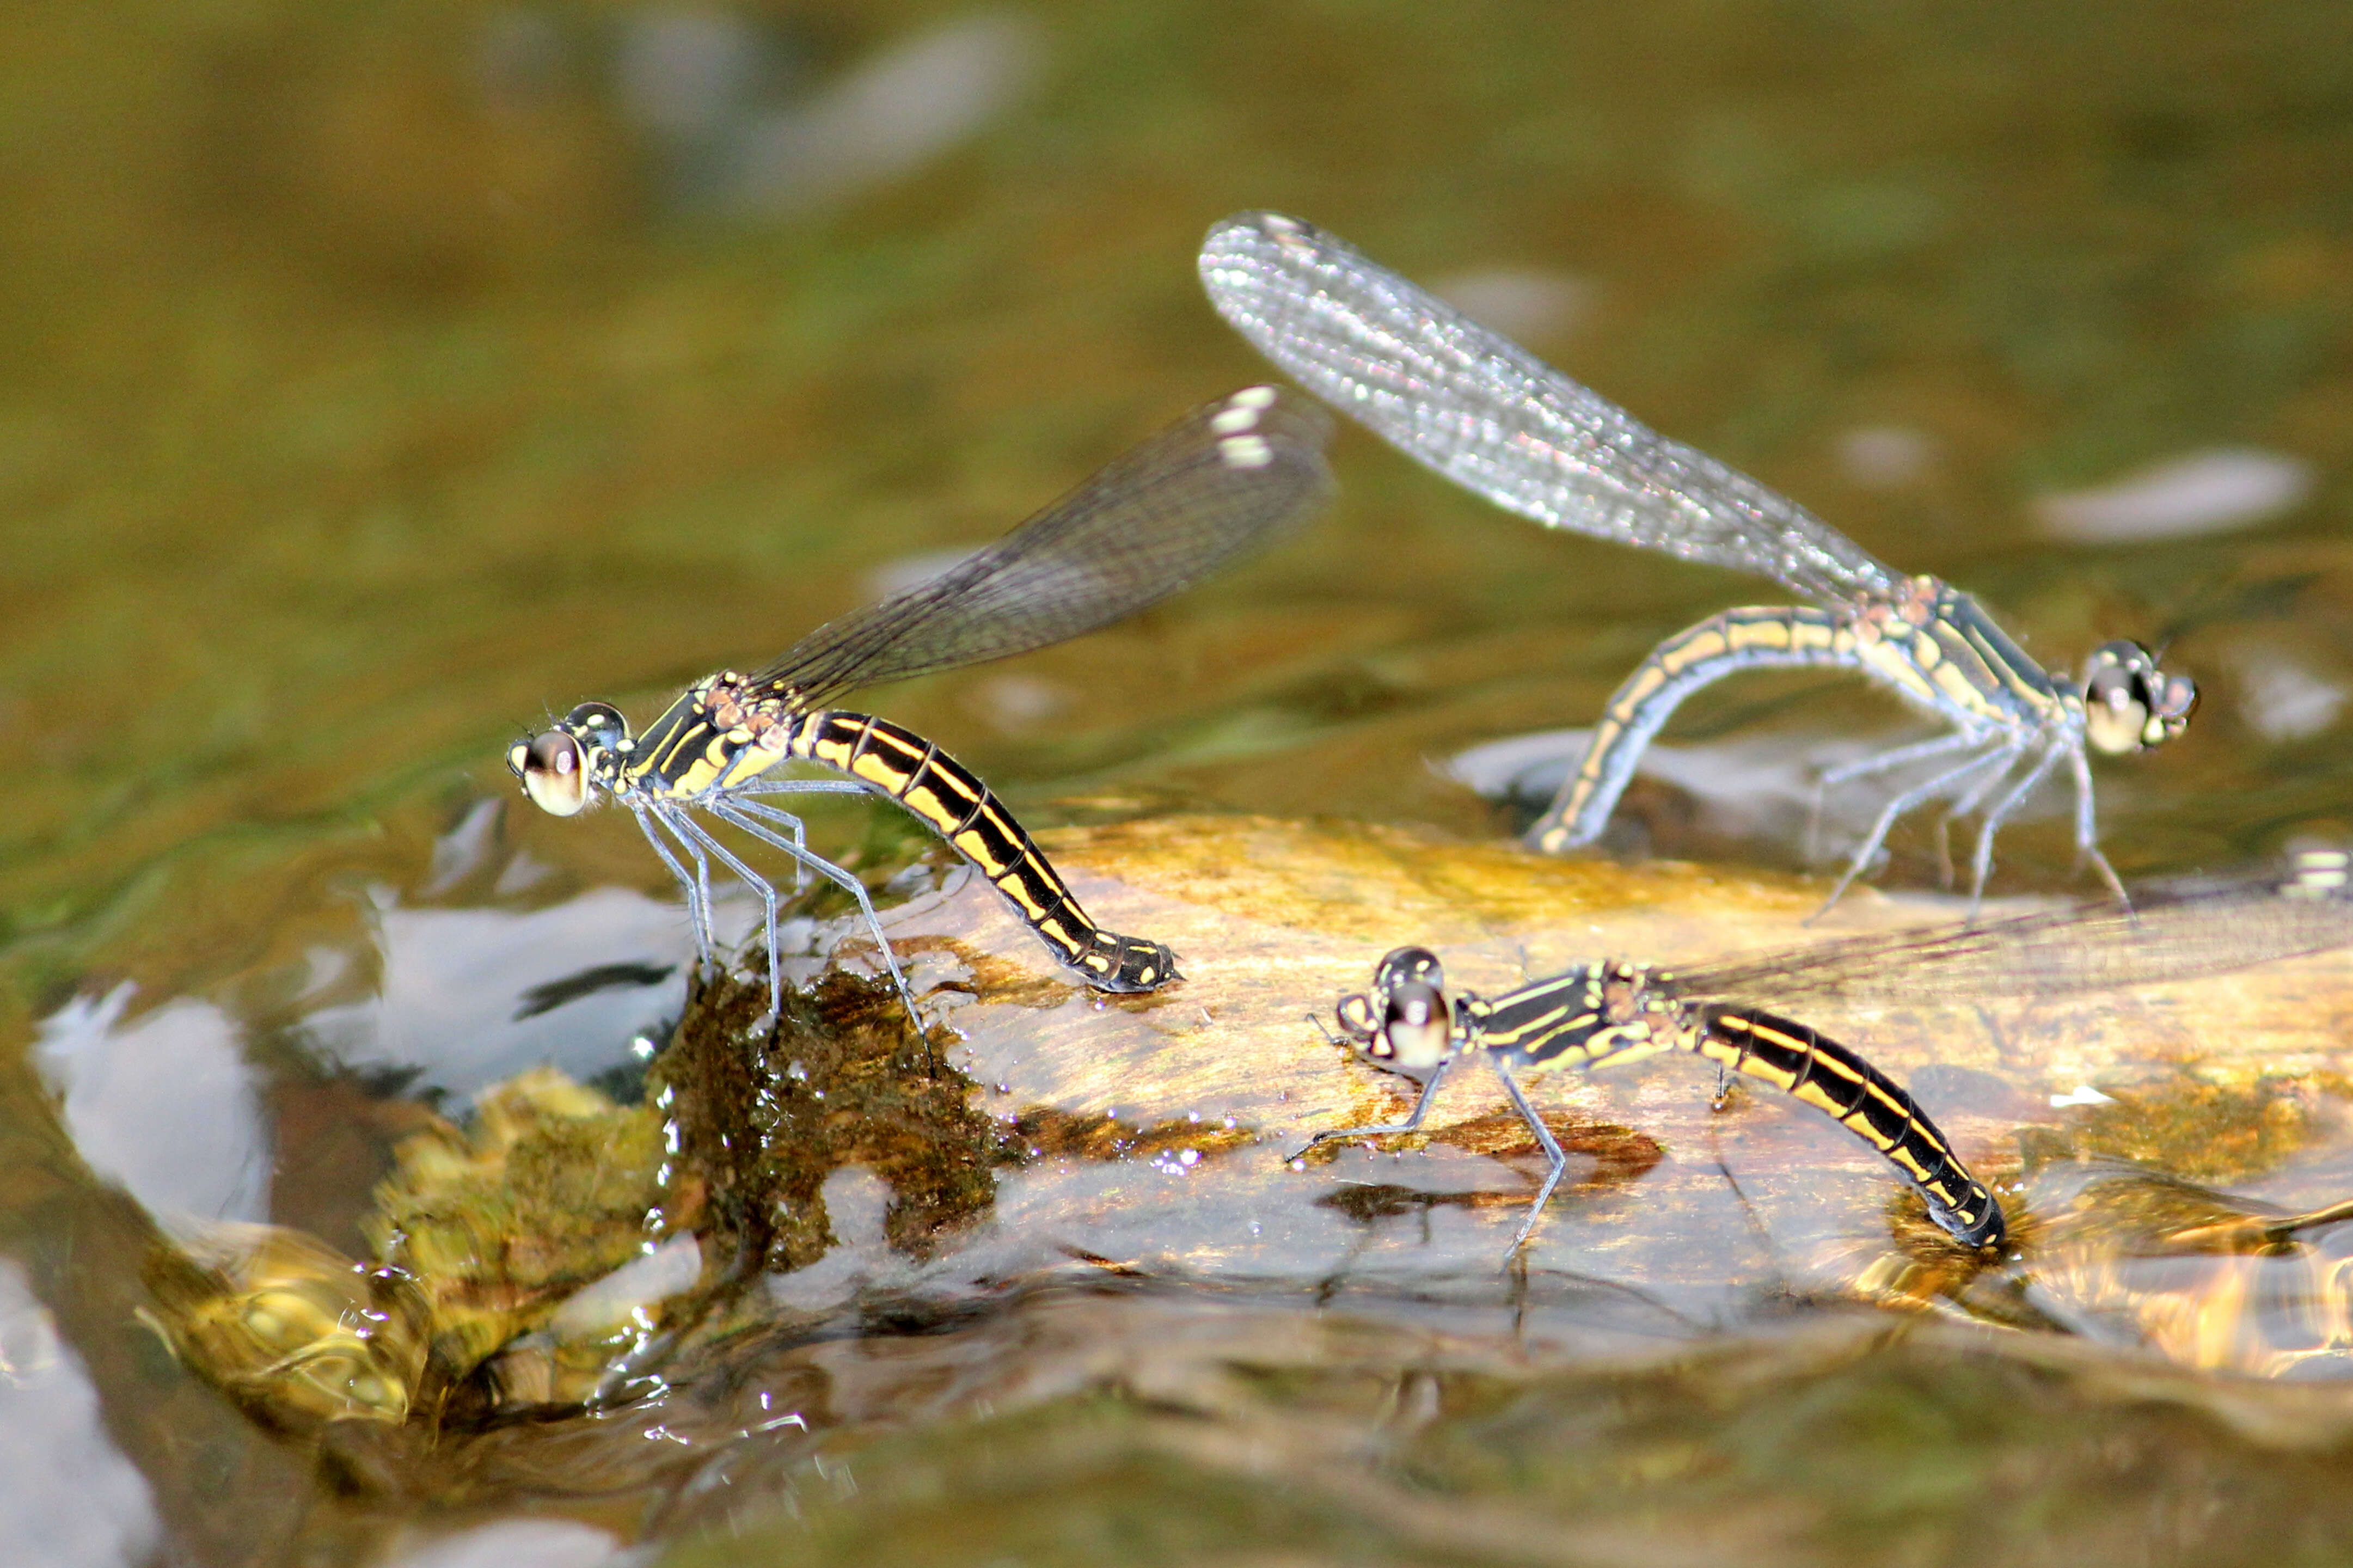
[1202,211,2196,909]
[512,387,1334,1021]
[1306,849,2353,1257]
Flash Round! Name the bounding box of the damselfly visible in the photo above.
[1201,212,2197,908]
[1308,849,2353,1256]
[511,387,1333,1021]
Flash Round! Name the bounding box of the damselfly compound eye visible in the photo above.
[2084,641,2193,754]
[1378,979,1451,1070]
[562,701,628,746]
[1372,946,1445,993]
[2150,671,2199,737]
[517,730,588,817]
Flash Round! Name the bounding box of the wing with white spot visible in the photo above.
[757,387,1333,707]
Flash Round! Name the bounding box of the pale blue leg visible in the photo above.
[1817,743,2021,914]
[732,776,873,890]
[658,805,785,1024]
[1817,727,1989,789]
[2063,744,2129,905]
[731,779,874,797]
[1807,728,1987,865]
[707,798,922,1031]
[632,803,716,966]
[1931,744,2023,889]
[1965,740,2066,909]
[1492,1058,1570,1258]
[1288,1058,1451,1162]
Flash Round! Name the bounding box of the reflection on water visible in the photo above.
[29,879,709,1247]
[34,989,269,1236]
[302,887,697,1099]
[2033,446,2317,543]
[2026,1163,2353,1379]
[715,11,1040,221]
[2229,644,2349,743]
[602,6,1039,219]
[384,1518,625,1568]
[0,1261,160,1568]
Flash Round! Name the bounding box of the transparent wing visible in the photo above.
[1675,855,2353,1006]
[1199,211,1904,607]
[755,386,1333,707]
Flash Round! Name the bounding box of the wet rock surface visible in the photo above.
[116,814,2353,1564]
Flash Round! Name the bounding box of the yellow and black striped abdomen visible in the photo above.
[1694,1005,2005,1247]
[789,710,1179,992]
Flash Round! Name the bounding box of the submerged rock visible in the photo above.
[136,814,2353,1460]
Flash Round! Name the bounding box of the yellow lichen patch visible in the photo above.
[1009,1106,1254,1166]
[364,1069,672,1382]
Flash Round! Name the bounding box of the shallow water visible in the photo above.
[8,2,2353,1564]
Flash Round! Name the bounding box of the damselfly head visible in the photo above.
[510,702,628,817]
[1342,947,1451,1072]
[2083,641,2199,754]
[1330,949,1455,1070]
[1371,980,1452,1071]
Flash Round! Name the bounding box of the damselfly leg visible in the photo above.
[1806,728,1989,866]
[1489,1059,1571,1255]
[730,775,872,890]
[654,805,794,1022]
[2064,747,2125,899]
[626,804,716,966]
[705,795,922,1024]
[1287,1058,1452,1163]
[1818,742,2024,912]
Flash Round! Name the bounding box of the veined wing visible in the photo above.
[1673,853,2353,1006]
[1199,211,1904,607]
[756,386,1333,708]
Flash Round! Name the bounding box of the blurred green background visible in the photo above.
[5,2,2353,1563]
[8,0,2352,995]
